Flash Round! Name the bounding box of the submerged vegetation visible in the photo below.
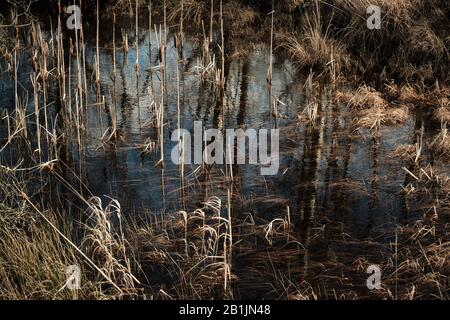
[0,0,449,299]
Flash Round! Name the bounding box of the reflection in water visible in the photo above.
[0,23,436,298]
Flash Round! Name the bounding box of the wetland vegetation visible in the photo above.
[0,0,449,299]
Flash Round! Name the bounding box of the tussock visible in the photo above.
[280,1,348,74]
[336,86,387,109]
[354,106,409,131]
[406,22,447,65]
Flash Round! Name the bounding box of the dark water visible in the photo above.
[0,20,445,298]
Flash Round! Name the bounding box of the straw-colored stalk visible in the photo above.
[110,97,117,140]
[19,191,123,293]
[286,206,291,242]
[177,59,184,189]
[148,2,152,47]
[210,0,214,43]
[267,1,274,86]
[163,0,167,46]
[94,0,100,90]
[80,12,88,114]
[113,13,117,80]
[68,53,72,123]
[180,0,184,48]
[135,0,140,73]
[219,0,225,91]
[123,32,129,54]
[31,72,41,161]
[74,17,83,156]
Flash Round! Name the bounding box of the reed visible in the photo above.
[80,9,89,115]
[148,2,152,47]
[210,0,214,43]
[94,0,101,90]
[113,13,117,80]
[31,72,41,161]
[267,1,274,87]
[135,0,140,73]
[163,0,167,46]
[74,17,83,158]
[180,0,184,49]
[176,56,185,201]
[219,0,225,91]
[1,0,449,301]
[123,32,129,54]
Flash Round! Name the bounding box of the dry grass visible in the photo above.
[0,204,84,299]
[298,102,319,126]
[398,85,424,103]
[336,85,387,109]
[0,167,140,299]
[433,106,450,124]
[429,129,450,158]
[282,31,347,74]
[82,197,140,297]
[0,0,449,301]
[394,144,419,162]
[0,169,95,299]
[280,1,349,75]
[337,0,421,29]
[354,106,409,131]
[282,0,306,12]
[130,197,235,299]
[406,22,447,65]
[167,0,208,27]
[385,84,450,107]
[389,165,450,299]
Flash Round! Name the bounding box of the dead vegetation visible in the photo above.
[0,168,139,299]
[429,129,450,158]
[336,85,388,110]
[354,106,409,132]
[279,1,349,76]
[388,165,450,299]
[0,0,449,301]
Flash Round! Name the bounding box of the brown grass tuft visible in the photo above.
[354,105,409,131]
[337,86,387,109]
[406,22,447,64]
[433,106,450,124]
[429,129,450,158]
